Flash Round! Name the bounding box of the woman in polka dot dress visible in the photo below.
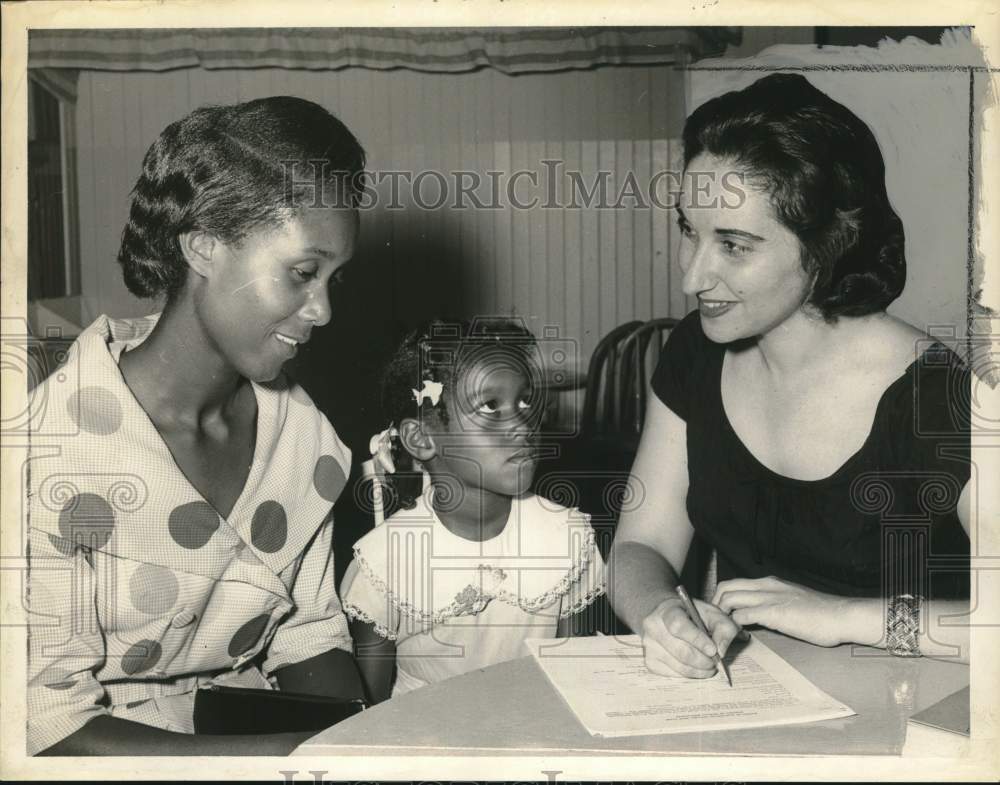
[340,320,607,704]
[27,97,367,755]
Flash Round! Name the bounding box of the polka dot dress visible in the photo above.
[26,314,354,755]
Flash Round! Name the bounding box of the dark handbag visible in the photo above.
[193,685,367,735]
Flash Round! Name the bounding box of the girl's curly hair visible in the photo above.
[376,317,539,510]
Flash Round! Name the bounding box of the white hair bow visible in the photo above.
[412,379,444,407]
[368,425,399,475]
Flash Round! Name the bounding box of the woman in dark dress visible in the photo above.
[609,74,972,678]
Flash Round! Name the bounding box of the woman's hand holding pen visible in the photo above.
[712,576,858,648]
[640,593,743,679]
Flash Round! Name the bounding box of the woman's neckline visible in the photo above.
[716,339,948,486]
[109,320,265,522]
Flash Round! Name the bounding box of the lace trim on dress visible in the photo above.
[343,602,398,641]
[491,526,603,614]
[557,575,608,618]
[352,518,603,625]
[351,553,507,626]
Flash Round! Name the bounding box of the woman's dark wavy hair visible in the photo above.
[117,96,366,300]
[378,318,540,510]
[683,73,906,320]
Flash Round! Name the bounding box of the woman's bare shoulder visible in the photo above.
[881,313,928,342]
[848,314,929,373]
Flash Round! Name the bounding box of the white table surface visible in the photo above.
[294,630,969,757]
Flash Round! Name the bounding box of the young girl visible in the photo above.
[340,319,606,703]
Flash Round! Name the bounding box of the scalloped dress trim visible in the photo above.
[351,524,605,625]
[558,578,607,618]
[343,602,398,641]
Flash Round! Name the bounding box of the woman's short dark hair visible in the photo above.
[117,96,366,300]
[683,73,905,320]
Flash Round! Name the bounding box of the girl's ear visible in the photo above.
[178,231,218,279]
[398,417,437,463]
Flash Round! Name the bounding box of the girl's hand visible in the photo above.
[712,576,855,648]
[640,595,743,679]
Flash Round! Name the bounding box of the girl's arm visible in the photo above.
[348,619,397,705]
[609,394,742,676]
[556,605,596,637]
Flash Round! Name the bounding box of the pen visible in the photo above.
[675,585,733,688]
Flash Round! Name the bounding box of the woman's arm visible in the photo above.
[844,597,969,660]
[348,619,396,705]
[264,509,366,697]
[846,478,972,660]
[609,394,742,677]
[40,651,366,756]
[714,578,970,660]
[272,647,365,699]
[609,395,694,628]
[714,480,973,660]
[43,645,365,755]
[849,478,971,660]
[39,715,311,756]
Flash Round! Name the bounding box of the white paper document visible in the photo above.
[524,634,855,737]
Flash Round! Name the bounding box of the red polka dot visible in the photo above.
[237,542,264,565]
[168,501,220,549]
[47,534,76,557]
[67,386,123,435]
[228,613,270,657]
[128,563,179,615]
[49,534,96,568]
[58,493,115,551]
[251,500,287,553]
[42,673,77,691]
[121,639,162,675]
[313,455,346,502]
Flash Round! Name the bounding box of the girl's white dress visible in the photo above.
[340,491,607,696]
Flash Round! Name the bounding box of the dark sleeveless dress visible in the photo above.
[650,311,971,599]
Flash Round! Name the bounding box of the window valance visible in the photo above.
[27,27,740,74]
